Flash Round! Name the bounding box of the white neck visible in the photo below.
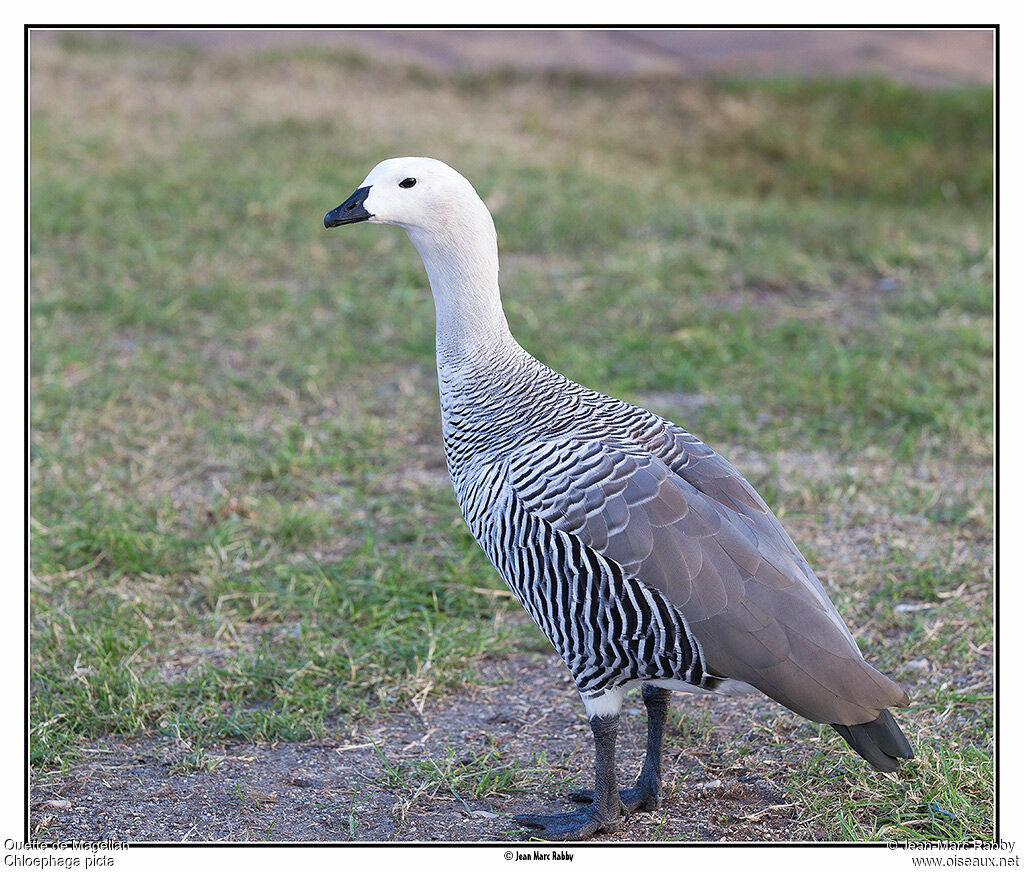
[404,203,514,365]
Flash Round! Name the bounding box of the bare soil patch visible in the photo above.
[32,652,817,843]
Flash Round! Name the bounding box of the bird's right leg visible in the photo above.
[514,712,625,840]
[570,683,672,813]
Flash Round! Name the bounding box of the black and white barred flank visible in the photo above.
[439,348,720,701]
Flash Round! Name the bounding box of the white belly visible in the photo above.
[581,677,757,719]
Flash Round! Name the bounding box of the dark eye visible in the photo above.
[399,178,417,189]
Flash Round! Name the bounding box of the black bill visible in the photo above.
[325,186,373,228]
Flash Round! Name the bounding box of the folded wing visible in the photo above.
[508,432,908,725]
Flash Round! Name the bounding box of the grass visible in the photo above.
[374,744,533,811]
[29,33,992,840]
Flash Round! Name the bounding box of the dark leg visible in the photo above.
[570,684,671,813]
[514,714,624,840]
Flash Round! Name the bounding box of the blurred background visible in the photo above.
[29,28,994,843]
[70,29,994,85]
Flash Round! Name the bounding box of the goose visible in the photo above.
[324,157,913,840]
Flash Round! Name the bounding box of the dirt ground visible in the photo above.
[31,651,816,843]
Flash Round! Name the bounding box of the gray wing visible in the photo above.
[508,432,909,725]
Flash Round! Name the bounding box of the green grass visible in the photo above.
[30,34,992,840]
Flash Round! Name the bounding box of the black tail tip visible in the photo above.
[831,709,914,773]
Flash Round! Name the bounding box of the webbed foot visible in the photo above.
[567,775,660,813]
[515,802,624,840]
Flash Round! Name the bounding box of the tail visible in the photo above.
[831,709,914,772]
